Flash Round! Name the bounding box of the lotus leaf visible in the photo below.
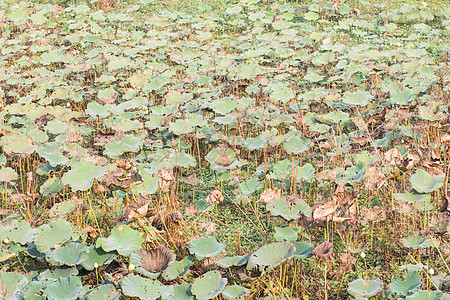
[0,167,17,183]
[97,225,143,256]
[0,271,29,299]
[347,278,383,298]
[40,177,64,196]
[209,97,238,115]
[216,255,248,268]
[120,274,161,300]
[34,218,78,253]
[222,285,248,299]
[188,236,226,260]
[401,234,434,249]
[274,226,298,242]
[390,271,421,296]
[406,290,441,300]
[61,161,105,192]
[191,270,227,300]
[86,284,121,300]
[247,242,295,272]
[163,256,194,281]
[2,220,37,245]
[49,199,80,219]
[81,246,117,271]
[46,241,87,266]
[410,169,444,193]
[44,276,83,300]
[160,283,194,300]
[267,197,311,221]
[292,241,314,259]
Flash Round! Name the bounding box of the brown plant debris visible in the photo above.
[140,245,175,273]
[259,188,281,204]
[311,241,333,261]
[365,167,386,191]
[206,189,224,204]
[125,197,157,220]
[213,148,235,167]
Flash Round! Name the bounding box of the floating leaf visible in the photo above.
[267,197,311,221]
[46,242,87,266]
[247,242,295,272]
[81,246,117,271]
[389,271,421,296]
[120,274,161,300]
[44,276,84,300]
[163,256,194,281]
[86,284,121,300]
[221,285,248,299]
[410,169,444,193]
[273,226,298,242]
[292,241,314,259]
[216,255,248,268]
[34,219,77,253]
[61,161,105,192]
[97,225,143,256]
[191,270,227,300]
[188,236,225,260]
[160,283,193,300]
[348,278,383,298]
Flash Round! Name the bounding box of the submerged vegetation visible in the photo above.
[0,0,450,298]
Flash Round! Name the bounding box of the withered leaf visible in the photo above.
[311,241,333,261]
[140,245,175,273]
[206,189,224,204]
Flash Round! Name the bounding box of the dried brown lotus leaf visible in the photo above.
[311,241,333,261]
[259,188,281,204]
[115,159,133,170]
[184,173,202,186]
[351,135,370,146]
[199,222,216,235]
[206,189,224,204]
[316,169,338,181]
[333,182,354,206]
[82,225,99,239]
[8,193,33,206]
[365,167,386,191]
[331,216,352,223]
[360,206,386,225]
[342,158,353,169]
[441,134,450,145]
[384,148,401,165]
[185,205,198,216]
[157,167,175,182]
[425,212,450,234]
[125,197,156,220]
[213,149,235,167]
[339,252,356,265]
[313,200,338,220]
[140,245,175,273]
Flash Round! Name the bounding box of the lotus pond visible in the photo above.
[1,0,450,298]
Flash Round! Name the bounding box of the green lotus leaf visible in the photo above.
[389,271,421,296]
[283,135,311,154]
[1,134,37,154]
[296,163,315,181]
[236,63,262,79]
[243,135,267,150]
[163,256,194,281]
[216,255,248,268]
[410,169,444,193]
[46,241,87,266]
[238,177,260,196]
[304,71,324,82]
[390,88,416,105]
[269,83,295,103]
[246,242,295,272]
[21,280,47,300]
[97,225,143,256]
[44,276,84,300]
[112,119,142,132]
[169,119,195,135]
[191,270,227,300]
[267,197,311,221]
[292,241,314,259]
[274,226,298,242]
[86,102,111,118]
[304,11,319,20]
[188,236,226,260]
[342,90,372,106]
[406,290,441,300]
[120,274,161,300]
[61,161,104,192]
[160,283,193,300]
[49,199,80,219]
[81,246,117,271]
[86,284,121,300]
[40,177,63,197]
[108,57,130,71]
[4,220,38,245]
[39,267,78,281]
[394,192,431,203]
[34,218,78,253]
[0,271,29,299]
[348,278,383,298]
[312,51,335,66]
[401,234,434,249]
[222,285,248,299]
[45,120,67,135]
[104,134,143,158]
[209,97,238,115]
[213,114,237,126]
[226,5,242,14]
